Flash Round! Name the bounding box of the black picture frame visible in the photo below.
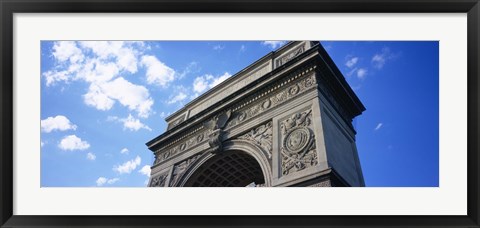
[1,0,479,227]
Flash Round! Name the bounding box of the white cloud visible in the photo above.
[193,72,232,95]
[77,59,120,83]
[44,41,160,118]
[357,68,368,79]
[262,41,287,49]
[213,45,224,51]
[43,69,72,86]
[79,41,141,73]
[108,115,152,131]
[113,156,141,174]
[96,177,119,186]
[210,72,231,87]
[372,47,397,69]
[120,148,129,154]
[240,45,246,52]
[193,76,209,94]
[178,62,200,79]
[41,115,77,133]
[141,55,176,87]
[159,112,170,118]
[84,77,154,118]
[374,123,383,131]
[58,135,90,151]
[107,178,120,184]
[96,177,107,186]
[86,152,96,160]
[45,41,144,86]
[139,165,151,177]
[345,57,359,68]
[167,92,188,104]
[372,54,386,69]
[123,114,152,131]
[346,67,358,77]
[52,41,84,64]
[41,141,45,147]
[83,83,115,111]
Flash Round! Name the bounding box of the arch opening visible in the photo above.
[184,150,265,187]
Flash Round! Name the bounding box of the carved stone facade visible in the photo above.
[280,109,318,176]
[146,41,366,187]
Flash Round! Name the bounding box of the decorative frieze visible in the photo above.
[280,109,318,176]
[169,153,203,187]
[238,121,273,159]
[149,172,169,187]
[154,130,209,165]
[226,69,317,130]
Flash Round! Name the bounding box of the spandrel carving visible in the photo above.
[149,173,168,187]
[169,154,202,187]
[238,122,273,159]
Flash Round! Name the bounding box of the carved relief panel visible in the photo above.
[169,153,203,187]
[149,172,169,187]
[237,121,273,160]
[279,109,318,176]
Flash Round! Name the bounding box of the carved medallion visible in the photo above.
[262,99,271,109]
[180,143,186,151]
[284,127,310,153]
[289,85,299,95]
[197,134,204,142]
[238,111,247,122]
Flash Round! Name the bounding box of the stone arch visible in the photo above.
[177,139,272,187]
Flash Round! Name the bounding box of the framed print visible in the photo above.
[1,0,479,227]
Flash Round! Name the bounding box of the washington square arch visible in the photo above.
[146,41,366,187]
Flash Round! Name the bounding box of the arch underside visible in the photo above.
[176,139,272,187]
[184,150,265,187]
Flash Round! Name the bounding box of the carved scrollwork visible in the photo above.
[238,122,273,159]
[149,173,168,187]
[280,109,318,176]
[169,153,202,187]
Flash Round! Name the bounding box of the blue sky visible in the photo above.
[40,41,438,187]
